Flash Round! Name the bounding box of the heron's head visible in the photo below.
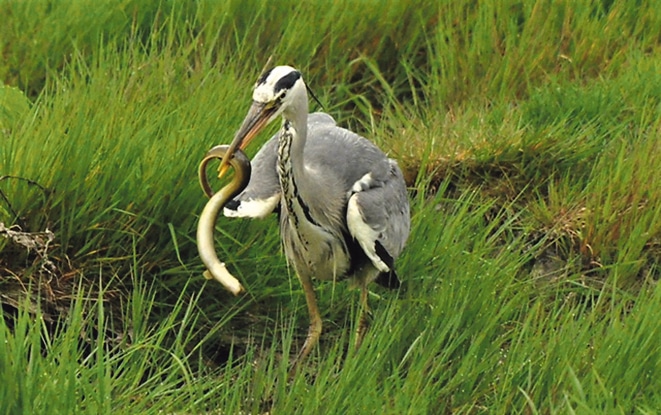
[218,65,306,178]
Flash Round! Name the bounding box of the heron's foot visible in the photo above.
[289,316,322,376]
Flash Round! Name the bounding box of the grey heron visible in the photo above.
[213,65,410,368]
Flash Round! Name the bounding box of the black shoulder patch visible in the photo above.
[274,71,301,93]
[256,68,273,86]
[224,199,240,210]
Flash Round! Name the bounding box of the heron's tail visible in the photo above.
[374,270,401,289]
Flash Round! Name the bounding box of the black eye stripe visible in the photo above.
[274,71,301,93]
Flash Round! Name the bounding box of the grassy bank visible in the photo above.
[1,0,660,413]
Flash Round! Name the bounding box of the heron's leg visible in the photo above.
[290,272,322,373]
[355,284,371,349]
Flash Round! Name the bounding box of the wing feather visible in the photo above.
[346,160,410,278]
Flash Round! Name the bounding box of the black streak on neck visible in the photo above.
[278,121,320,228]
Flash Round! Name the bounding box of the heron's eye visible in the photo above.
[274,92,285,106]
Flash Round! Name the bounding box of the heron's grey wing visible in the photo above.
[224,112,337,218]
[307,111,336,127]
[223,133,280,218]
[346,159,410,285]
[301,120,410,269]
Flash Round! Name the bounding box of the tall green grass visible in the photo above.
[2,192,660,413]
[1,0,660,413]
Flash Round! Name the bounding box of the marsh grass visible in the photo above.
[1,0,660,413]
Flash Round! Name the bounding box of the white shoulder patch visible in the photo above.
[348,173,374,197]
[223,194,280,219]
[346,195,390,273]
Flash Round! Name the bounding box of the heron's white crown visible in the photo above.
[253,65,304,104]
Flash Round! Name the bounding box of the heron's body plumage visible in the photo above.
[225,112,409,287]
[218,65,410,369]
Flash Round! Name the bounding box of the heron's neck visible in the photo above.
[277,94,309,181]
[284,101,308,167]
[277,109,315,226]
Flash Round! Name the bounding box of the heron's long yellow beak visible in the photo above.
[218,101,277,179]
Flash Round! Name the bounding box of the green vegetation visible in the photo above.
[1,0,660,413]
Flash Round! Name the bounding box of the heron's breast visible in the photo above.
[280,217,350,281]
